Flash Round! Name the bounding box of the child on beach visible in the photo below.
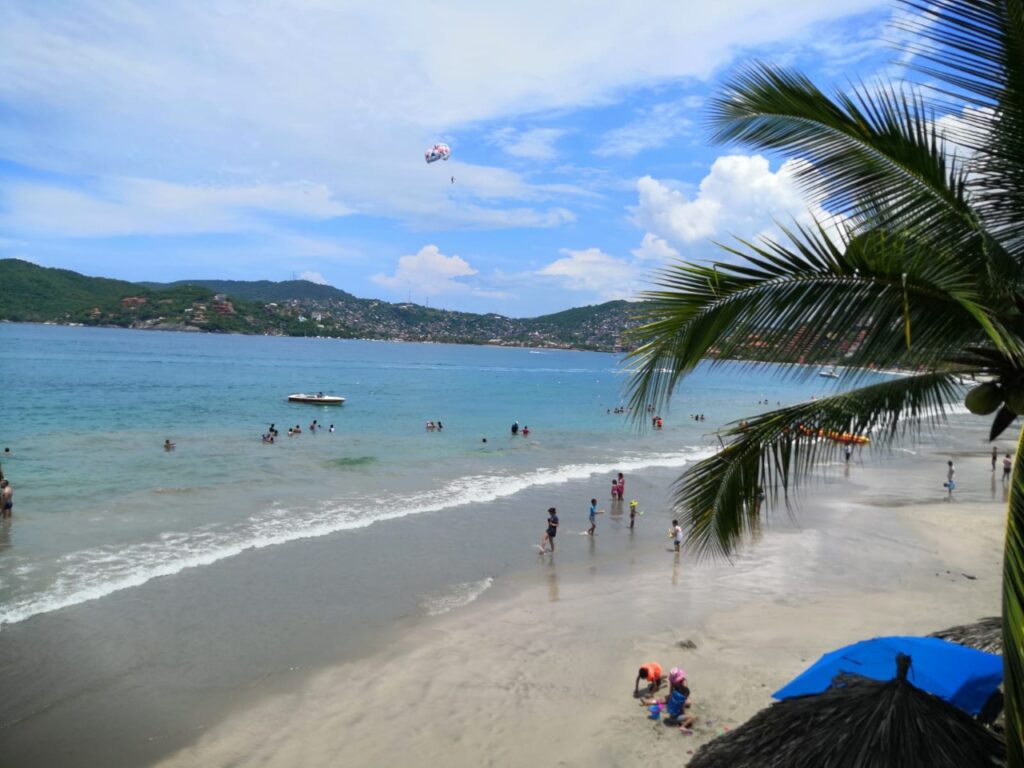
[540,507,558,553]
[944,460,956,498]
[671,520,683,552]
[629,500,638,529]
[588,498,597,536]
[1005,454,1013,482]
[634,662,664,698]
[611,479,619,500]
[643,668,695,730]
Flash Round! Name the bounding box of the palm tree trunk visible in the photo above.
[1005,426,1024,764]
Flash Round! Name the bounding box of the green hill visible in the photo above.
[0,259,638,350]
[140,278,356,303]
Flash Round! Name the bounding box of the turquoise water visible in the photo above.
[0,323,869,627]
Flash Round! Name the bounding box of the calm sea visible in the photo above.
[0,323,845,628]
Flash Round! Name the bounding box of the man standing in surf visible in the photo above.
[540,507,558,553]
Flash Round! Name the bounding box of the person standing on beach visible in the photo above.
[616,472,625,501]
[672,519,683,552]
[588,498,597,536]
[993,446,999,471]
[945,460,956,498]
[1004,454,1013,482]
[1,479,12,519]
[541,507,558,553]
[844,444,852,464]
[629,499,638,529]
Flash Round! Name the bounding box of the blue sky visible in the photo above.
[1,1,911,317]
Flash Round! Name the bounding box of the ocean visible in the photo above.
[0,323,994,766]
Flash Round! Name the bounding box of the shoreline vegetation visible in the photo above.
[0,258,635,352]
[0,258,892,361]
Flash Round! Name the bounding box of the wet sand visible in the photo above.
[153,465,1004,767]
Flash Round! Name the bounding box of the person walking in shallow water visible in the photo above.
[1,479,12,519]
[944,460,956,499]
[1004,454,1013,483]
[540,507,558,553]
[993,445,999,471]
[587,498,597,536]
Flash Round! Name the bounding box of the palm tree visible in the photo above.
[627,0,1024,760]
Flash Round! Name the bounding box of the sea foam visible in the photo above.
[0,446,713,628]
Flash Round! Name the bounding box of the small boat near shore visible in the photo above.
[287,393,345,405]
[818,367,840,379]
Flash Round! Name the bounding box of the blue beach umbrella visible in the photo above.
[772,636,1002,716]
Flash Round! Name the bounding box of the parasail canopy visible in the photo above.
[425,143,451,163]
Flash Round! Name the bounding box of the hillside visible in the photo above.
[0,259,639,351]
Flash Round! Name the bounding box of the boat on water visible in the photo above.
[818,367,840,379]
[287,393,346,405]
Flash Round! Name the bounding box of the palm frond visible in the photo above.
[1005,422,1024,766]
[672,372,963,558]
[898,0,1024,256]
[707,64,982,249]
[625,225,1012,414]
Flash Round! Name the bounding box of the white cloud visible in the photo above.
[631,233,680,262]
[491,127,567,160]
[0,178,351,237]
[298,270,328,285]
[537,247,639,300]
[373,245,478,295]
[595,101,694,157]
[632,154,837,250]
[0,0,888,227]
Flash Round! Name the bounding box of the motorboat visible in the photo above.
[287,393,345,405]
[818,367,840,379]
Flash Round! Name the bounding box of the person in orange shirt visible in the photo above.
[634,662,664,698]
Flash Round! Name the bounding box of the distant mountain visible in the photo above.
[139,278,356,303]
[0,259,640,351]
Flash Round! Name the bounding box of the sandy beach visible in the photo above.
[153,461,1005,768]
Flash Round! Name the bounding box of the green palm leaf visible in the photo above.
[707,65,981,248]
[671,373,963,556]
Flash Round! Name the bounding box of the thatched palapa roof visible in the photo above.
[688,655,1006,768]
[929,617,1003,655]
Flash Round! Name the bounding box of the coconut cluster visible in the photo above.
[964,380,1024,416]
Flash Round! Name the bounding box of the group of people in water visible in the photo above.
[510,421,530,436]
[425,421,444,431]
[540,472,643,551]
[260,421,335,443]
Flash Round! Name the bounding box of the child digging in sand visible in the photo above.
[643,667,695,731]
[633,662,664,698]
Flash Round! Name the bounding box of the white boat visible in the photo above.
[287,393,346,405]
[818,368,840,379]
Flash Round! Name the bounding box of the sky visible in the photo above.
[0,0,908,317]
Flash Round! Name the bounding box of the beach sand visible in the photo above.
[154,484,1004,766]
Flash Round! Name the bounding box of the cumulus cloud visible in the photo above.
[373,245,479,295]
[298,270,328,285]
[537,248,639,300]
[595,101,695,157]
[632,154,838,251]
[491,127,567,160]
[631,233,680,262]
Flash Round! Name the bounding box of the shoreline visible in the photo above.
[152,479,1004,766]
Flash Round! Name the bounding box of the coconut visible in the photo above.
[965,382,1003,415]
